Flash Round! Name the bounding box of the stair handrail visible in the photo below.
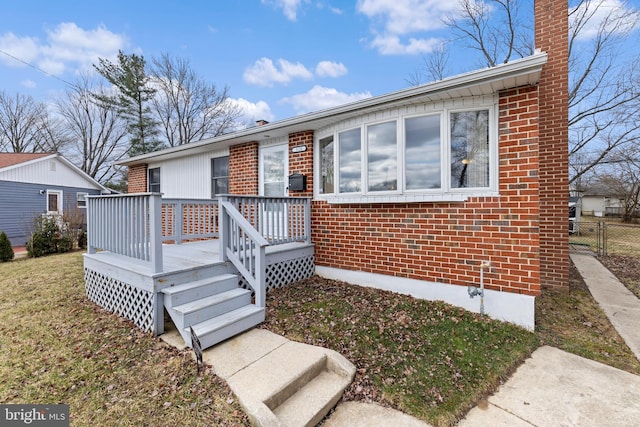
[219,197,269,308]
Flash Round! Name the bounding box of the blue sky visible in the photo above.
[0,0,638,126]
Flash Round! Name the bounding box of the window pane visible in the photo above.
[319,136,334,194]
[339,128,361,193]
[212,156,229,196]
[450,110,489,188]
[405,115,441,190]
[367,121,397,191]
[77,192,88,208]
[212,157,229,177]
[148,168,160,193]
[48,194,58,212]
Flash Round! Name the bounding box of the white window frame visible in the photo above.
[76,192,88,209]
[314,100,498,204]
[148,167,161,193]
[46,190,63,215]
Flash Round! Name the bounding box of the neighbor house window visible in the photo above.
[319,136,334,194]
[148,167,160,193]
[317,105,494,200]
[450,110,489,189]
[77,192,88,208]
[47,190,62,214]
[339,128,361,193]
[367,121,397,192]
[211,156,229,197]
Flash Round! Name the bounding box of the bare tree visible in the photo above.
[445,0,534,68]
[57,74,129,183]
[150,53,242,147]
[0,91,48,152]
[414,0,640,186]
[406,43,451,85]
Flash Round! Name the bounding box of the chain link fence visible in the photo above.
[569,220,640,257]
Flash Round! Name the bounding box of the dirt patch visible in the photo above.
[599,255,640,299]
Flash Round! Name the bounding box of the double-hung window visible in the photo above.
[148,167,161,193]
[317,104,494,202]
[211,156,229,197]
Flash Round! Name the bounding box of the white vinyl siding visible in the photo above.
[147,149,229,199]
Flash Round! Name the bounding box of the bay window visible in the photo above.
[317,104,495,201]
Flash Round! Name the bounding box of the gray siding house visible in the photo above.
[0,153,111,247]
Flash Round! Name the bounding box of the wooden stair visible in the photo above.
[161,273,265,350]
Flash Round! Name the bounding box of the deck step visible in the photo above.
[161,274,238,306]
[187,305,265,349]
[173,288,252,328]
[272,370,352,427]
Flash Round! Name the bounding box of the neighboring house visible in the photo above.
[580,185,625,217]
[0,153,111,247]
[84,0,567,341]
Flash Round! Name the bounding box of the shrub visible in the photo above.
[27,217,60,258]
[77,231,87,249]
[57,235,73,253]
[0,231,14,262]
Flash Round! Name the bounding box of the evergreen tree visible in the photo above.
[0,231,14,262]
[93,51,163,156]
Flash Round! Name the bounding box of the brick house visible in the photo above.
[84,0,567,342]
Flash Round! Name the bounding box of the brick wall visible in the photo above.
[128,164,147,193]
[309,86,542,296]
[288,131,314,197]
[229,142,259,195]
[535,0,569,290]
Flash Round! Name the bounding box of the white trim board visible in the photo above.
[315,266,535,330]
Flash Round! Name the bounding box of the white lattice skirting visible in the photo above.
[84,268,155,332]
[239,254,315,293]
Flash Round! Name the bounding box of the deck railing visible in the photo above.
[219,197,269,308]
[161,198,219,243]
[226,195,311,245]
[87,194,311,277]
[87,193,163,273]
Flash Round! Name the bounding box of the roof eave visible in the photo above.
[119,52,547,167]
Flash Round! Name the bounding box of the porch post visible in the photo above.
[149,193,163,273]
[218,195,229,262]
[175,200,183,244]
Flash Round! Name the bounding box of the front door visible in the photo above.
[259,145,288,239]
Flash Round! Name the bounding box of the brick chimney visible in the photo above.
[535,0,569,290]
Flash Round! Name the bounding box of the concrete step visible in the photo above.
[272,370,352,427]
[173,288,252,329]
[161,274,238,306]
[219,337,356,427]
[188,305,265,349]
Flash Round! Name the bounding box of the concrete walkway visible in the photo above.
[571,253,640,361]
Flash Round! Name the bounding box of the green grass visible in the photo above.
[0,252,249,426]
[261,277,540,426]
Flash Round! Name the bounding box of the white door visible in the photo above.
[259,145,288,239]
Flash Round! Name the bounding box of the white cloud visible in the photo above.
[315,60,347,77]
[0,22,127,76]
[0,33,40,66]
[570,0,639,42]
[370,34,443,55]
[228,98,275,127]
[243,57,313,86]
[262,0,305,21]
[21,79,37,89]
[281,85,372,114]
[357,0,458,55]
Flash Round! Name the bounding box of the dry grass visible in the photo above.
[535,260,640,375]
[0,252,249,426]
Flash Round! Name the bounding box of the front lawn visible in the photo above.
[0,252,249,426]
